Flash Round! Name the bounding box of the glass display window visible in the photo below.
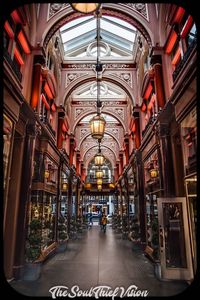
[181,107,197,176]
[30,191,56,249]
[3,114,13,192]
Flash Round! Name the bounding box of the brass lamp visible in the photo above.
[90,114,106,140]
[89,7,106,140]
[97,178,103,185]
[150,168,158,178]
[62,183,68,190]
[44,169,50,179]
[96,168,103,179]
[97,184,102,190]
[109,183,115,189]
[71,3,100,13]
[94,148,105,166]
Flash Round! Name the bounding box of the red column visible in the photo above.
[69,135,75,166]
[76,151,80,175]
[153,63,165,108]
[124,135,129,165]
[119,152,123,175]
[57,118,64,149]
[30,63,42,110]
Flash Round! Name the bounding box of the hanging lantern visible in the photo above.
[62,183,68,190]
[89,114,106,140]
[96,169,103,179]
[97,184,102,190]
[150,169,158,178]
[44,169,50,179]
[71,3,100,13]
[85,183,92,189]
[97,178,103,185]
[109,183,115,189]
[94,152,105,166]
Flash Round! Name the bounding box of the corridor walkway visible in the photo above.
[10,226,188,297]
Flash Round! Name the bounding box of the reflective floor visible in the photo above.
[10,225,188,297]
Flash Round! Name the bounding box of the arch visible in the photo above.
[78,131,121,149]
[63,75,135,109]
[73,110,126,133]
[85,152,115,170]
[42,5,153,51]
[83,144,117,163]
[86,155,114,171]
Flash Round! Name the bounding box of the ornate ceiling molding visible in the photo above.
[43,6,152,51]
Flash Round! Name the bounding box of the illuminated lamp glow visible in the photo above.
[85,183,91,189]
[173,7,185,23]
[181,16,194,38]
[44,82,54,100]
[172,47,181,65]
[97,178,103,185]
[165,30,178,54]
[109,183,115,189]
[94,152,105,166]
[144,83,153,100]
[97,184,102,190]
[4,21,14,38]
[90,114,106,140]
[96,169,103,179]
[41,93,50,110]
[17,30,31,54]
[149,169,158,178]
[14,47,24,65]
[71,3,100,13]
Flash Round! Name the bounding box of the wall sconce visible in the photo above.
[44,169,50,179]
[85,183,92,189]
[62,183,68,190]
[149,169,158,178]
[109,183,115,189]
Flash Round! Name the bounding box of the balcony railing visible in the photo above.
[172,35,197,82]
[3,47,22,82]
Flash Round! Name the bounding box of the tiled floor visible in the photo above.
[10,225,189,297]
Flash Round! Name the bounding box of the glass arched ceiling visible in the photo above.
[72,81,126,99]
[59,15,138,60]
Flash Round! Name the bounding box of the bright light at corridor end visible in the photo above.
[71,3,100,13]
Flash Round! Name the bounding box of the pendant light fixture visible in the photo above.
[71,3,100,14]
[97,178,103,185]
[94,140,105,166]
[89,7,106,140]
[96,167,103,179]
[97,184,102,191]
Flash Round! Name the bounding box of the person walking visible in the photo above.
[101,214,107,233]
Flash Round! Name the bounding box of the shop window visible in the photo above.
[30,192,56,248]
[185,23,196,48]
[3,114,13,191]
[181,107,196,176]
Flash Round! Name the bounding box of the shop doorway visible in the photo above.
[158,197,193,280]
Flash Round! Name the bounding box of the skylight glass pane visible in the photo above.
[101,19,135,42]
[60,16,93,32]
[103,16,136,31]
[61,19,95,43]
